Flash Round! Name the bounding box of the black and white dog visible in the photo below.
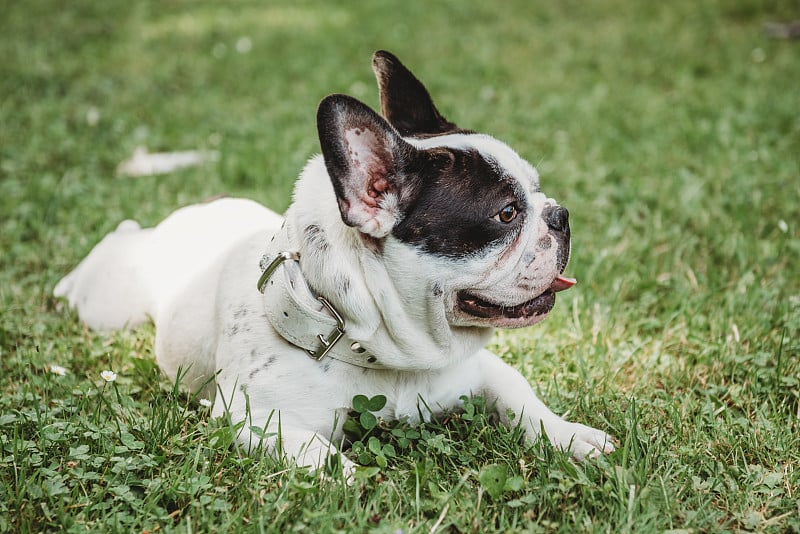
[55,51,614,476]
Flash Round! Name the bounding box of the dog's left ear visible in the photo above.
[372,50,462,137]
[317,94,422,238]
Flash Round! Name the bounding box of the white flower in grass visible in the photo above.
[49,364,68,376]
[199,398,212,408]
[235,36,252,54]
[100,370,117,382]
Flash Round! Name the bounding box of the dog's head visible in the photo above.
[316,51,573,330]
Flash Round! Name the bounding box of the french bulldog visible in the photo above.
[54,51,614,476]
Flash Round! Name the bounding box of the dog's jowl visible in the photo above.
[55,51,614,476]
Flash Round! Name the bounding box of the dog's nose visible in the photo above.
[542,205,569,233]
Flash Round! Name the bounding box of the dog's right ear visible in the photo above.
[317,94,421,238]
[372,50,462,137]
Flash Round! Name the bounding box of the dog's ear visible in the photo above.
[317,94,422,238]
[372,50,461,137]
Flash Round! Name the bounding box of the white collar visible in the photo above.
[257,224,388,369]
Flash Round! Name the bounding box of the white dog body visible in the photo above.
[55,52,613,475]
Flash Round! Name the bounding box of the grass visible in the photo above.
[1,0,798,531]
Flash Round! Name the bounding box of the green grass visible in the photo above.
[1,0,799,532]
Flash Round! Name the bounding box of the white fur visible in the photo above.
[55,137,614,479]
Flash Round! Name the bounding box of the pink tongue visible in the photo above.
[549,275,577,292]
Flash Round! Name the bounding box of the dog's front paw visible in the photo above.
[548,421,615,460]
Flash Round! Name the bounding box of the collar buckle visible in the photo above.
[257,251,300,293]
[306,297,346,361]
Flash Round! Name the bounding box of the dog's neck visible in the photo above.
[262,156,492,371]
[259,219,390,368]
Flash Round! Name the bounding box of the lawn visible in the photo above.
[1,0,798,532]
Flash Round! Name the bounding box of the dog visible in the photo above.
[54,51,614,476]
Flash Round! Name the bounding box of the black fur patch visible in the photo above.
[225,323,240,337]
[393,148,525,257]
[335,274,351,295]
[304,224,329,251]
[248,355,277,379]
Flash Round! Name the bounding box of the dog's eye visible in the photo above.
[494,204,518,224]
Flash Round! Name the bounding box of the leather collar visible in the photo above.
[257,224,387,369]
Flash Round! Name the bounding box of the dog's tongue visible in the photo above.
[549,275,577,293]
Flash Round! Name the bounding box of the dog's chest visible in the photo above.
[221,309,477,425]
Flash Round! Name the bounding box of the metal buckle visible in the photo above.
[257,250,346,362]
[257,251,300,293]
[306,297,346,361]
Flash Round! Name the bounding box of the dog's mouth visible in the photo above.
[457,275,576,325]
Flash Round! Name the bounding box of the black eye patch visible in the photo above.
[393,148,525,258]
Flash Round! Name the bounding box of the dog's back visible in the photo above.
[54,197,281,331]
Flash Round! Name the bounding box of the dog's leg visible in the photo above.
[232,419,356,480]
[211,385,355,480]
[54,220,156,331]
[275,428,356,479]
[474,350,615,459]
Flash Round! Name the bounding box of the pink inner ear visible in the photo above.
[344,126,392,211]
